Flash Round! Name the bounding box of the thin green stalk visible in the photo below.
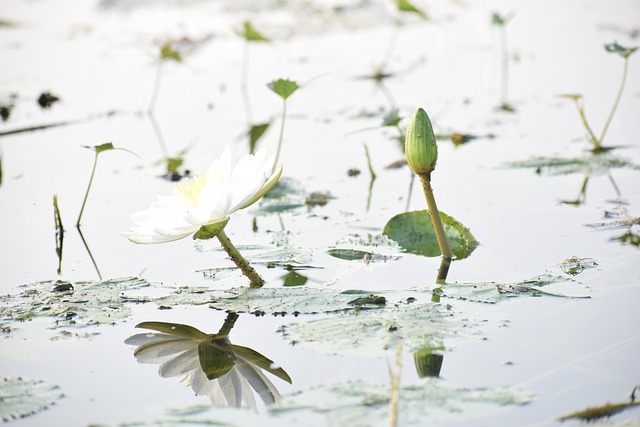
[241,42,253,124]
[216,229,265,288]
[574,101,599,148]
[272,99,287,174]
[148,60,163,114]
[598,56,629,145]
[499,24,508,104]
[76,151,98,227]
[379,17,401,73]
[418,174,452,260]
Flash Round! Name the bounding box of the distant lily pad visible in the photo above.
[434,274,590,303]
[383,210,478,259]
[0,377,64,422]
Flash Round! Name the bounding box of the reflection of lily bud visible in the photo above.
[124,312,292,411]
[413,349,444,378]
[405,108,438,176]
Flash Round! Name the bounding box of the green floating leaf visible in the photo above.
[82,142,114,153]
[382,108,402,127]
[268,79,299,100]
[165,157,184,174]
[492,12,506,26]
[383,210,478,259]
[249,122,270,154]
[281,270,308,287]
[160,42,182,62]
[559,401,640,423]
[0,377,64,422]
[240,21,270,42]
[604,42,638,59]
[396,0,428,19]
[193,218,230,240]
[327,248,398,263]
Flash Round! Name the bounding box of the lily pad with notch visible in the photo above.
[383,210,478,259]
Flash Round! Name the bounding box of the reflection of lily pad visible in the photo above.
[273,380,533,427]
[383,210,478,259]
[0,377,64,422]
[503,155,640,176]
[281,302,490,357]
[256,178,306,214]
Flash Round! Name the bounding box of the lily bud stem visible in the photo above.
[216,229,265,288]
[418,173,452,261]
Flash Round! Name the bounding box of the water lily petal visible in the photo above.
[158,347,200,378]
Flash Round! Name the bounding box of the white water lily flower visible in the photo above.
[126,145,282,244]
[124,320,292,410]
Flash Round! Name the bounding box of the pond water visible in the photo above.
[1,0,639,426]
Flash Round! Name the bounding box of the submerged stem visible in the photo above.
[76,151,99,227]
[272,99,287,174]
[379,17,401,73]
[598,56,629,146]
[216,229,265,288]
[418,174,452,260]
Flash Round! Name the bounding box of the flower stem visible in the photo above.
[217,312,239,336]
[216,229,265,288]
[272,99,287,174]
[76,151,98,227]
[418,173,452,260]
[598,56,629,147]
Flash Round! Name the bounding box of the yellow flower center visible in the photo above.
[175,173,208,208]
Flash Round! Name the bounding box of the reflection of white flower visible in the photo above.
[126,145,283,244]
[124,321,291,410]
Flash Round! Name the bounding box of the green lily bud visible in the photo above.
[405,107,438,175]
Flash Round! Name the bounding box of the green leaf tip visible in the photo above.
[160,42,182,62]
[240,21,270,42]
[396,0,428,19]
[604,42,638,59]
[268,79,300,100]
[405,108,438,175]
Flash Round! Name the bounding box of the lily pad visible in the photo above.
[0,277,150,327]
[434,274,590,303]
[207,287,388,316]
[383,210,478,259]
[272,380,533,426]
[0,377,64,422]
